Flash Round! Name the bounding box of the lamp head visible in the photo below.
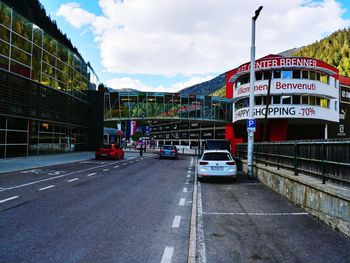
[253,6,263,20]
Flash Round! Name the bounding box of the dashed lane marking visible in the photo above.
[183,187,188,193]
[87,173,96,177]
[67,178,79,182]
[172,216,181,228]
[38,185,55,191]
[114,166,119,168]
[102,169,109,172]
[160,247,174,263]
[0,196,19,204]
[179,198,186,206]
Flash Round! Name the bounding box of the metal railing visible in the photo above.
[236,139,350,186]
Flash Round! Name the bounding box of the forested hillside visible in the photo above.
[292,28,350,77]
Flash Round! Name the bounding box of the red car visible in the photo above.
[95,144,124,160]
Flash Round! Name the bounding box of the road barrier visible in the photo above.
[236,139,350,186]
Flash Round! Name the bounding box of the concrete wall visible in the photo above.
[242,161,350,237]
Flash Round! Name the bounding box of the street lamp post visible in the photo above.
[247,6,263,179]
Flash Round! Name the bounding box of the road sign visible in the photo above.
[247,118,256,131]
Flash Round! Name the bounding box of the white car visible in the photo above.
[197,150,237,181]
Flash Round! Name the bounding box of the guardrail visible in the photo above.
[236,140,350,186]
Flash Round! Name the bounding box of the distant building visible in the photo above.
[0,0,102,158]
[225,54,349,149]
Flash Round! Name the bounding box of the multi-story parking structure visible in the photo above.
[225,54,340,143]
[0,0,101,158]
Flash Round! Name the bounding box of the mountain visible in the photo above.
[180,73,226,96]
[291,28,350,77]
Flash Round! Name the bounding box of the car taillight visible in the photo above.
[160,149,164,152]
[172,150,176,153]
[199,161,208,165]
[226,161,236,165]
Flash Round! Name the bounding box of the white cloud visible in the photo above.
[57,0,350,88]
[106,75,214,93]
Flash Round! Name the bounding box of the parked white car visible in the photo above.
[197,150,237,181]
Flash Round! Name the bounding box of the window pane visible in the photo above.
[255,96,262,105]
[42,62,55,77]
[11,46,31,66]
[0,40,9,57]
[0,55,9,70]
[32,46,41,82]
[43,33,57,55]
[292,95,301,104]
[282,96,291,104]
[255,71,262,81]
[292,70,301,79]
[310,96,316,105]
[43,51,56,66]
[320,98,328,108]
[33,25,43,46]
[320,74,329,84]
[281,70,292,79]
[0,2,11,28]
[57,43,68,63]
[273,70,281,78]
[316,72,321,81]
[12,12,32,40]
[302,71,309,79]
[10,60,30,78]
[310,71,316,80]
[0,25,10,42]
[7,117,27,130]
[273,95,281,104]
[12,33,31,53]
[263,71,271,80]
[302,96,308,104]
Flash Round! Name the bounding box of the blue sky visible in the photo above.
[39,0,350,92]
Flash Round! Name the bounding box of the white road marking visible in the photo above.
[38,185,55,191]
[197,182,207,263]
[102,169,109,171]
[160,246,174,263]
[67,178,79,182]
[172,216,181,228]
[0,196,19,204]
[123,163,127,166]
[114,166,119,168]
[183,187,188,193]
[187,170,191,173]
[187,174,190,178]
[1,162,117,192]
[179,198,186,206]
[202,212,309,216]
[87,173,96,177]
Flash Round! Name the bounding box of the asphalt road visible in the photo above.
[0,152,194,263]
[197,174,350,263]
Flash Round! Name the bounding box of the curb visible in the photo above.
[188,157,197,263]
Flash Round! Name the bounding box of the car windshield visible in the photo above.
[162,146,174,150]
[202,152,231,161]
[99,144,112,149]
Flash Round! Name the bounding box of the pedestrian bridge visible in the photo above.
[104,92,233,123]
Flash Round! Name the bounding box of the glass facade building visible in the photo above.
[0,1,99,158]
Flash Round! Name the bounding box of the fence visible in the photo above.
[236,139,350,186]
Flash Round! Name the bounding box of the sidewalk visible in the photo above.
[0,152,95,174]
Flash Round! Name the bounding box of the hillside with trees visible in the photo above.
[292,28,350,77]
